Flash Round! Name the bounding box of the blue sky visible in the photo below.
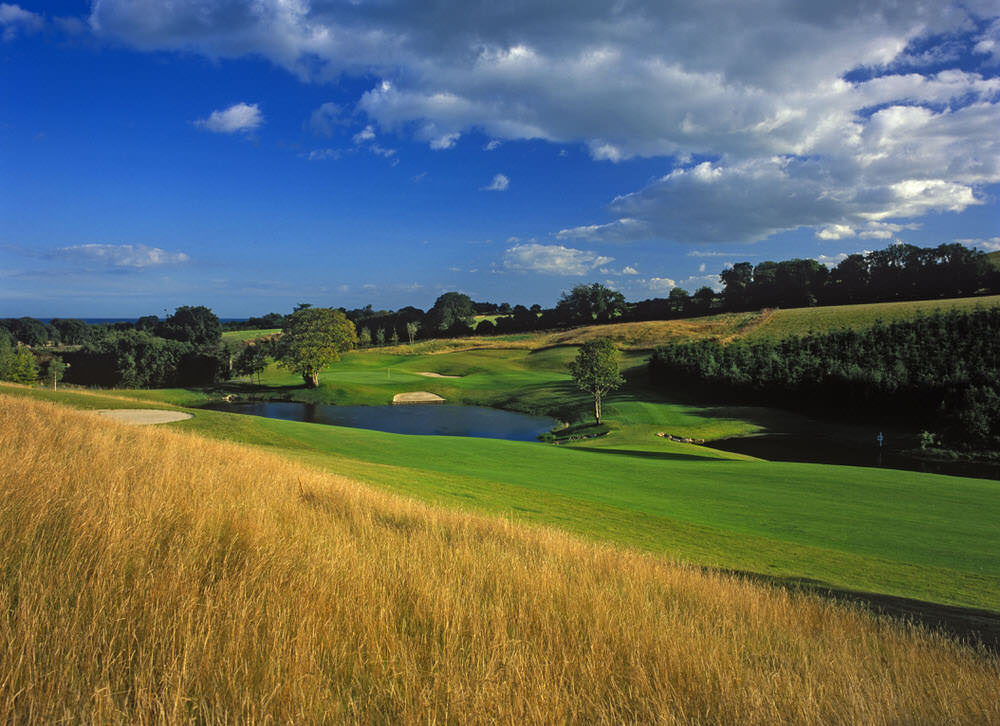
[1,0,998,317]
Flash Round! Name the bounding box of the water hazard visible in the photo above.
[203,401,557,442]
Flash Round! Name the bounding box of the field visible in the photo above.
[220,327,280,342]
[2,395,998,723]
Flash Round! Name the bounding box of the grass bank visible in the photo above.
[2,395,998,724]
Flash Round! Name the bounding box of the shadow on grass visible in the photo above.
[716,566,1000,654]
[565,446,734,463]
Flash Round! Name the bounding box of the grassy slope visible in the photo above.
[13,295,1000,614]
[6,383,999,615]
[6,396,998,724]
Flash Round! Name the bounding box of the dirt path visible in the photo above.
[95,409,193,425]
[415,371,461,378]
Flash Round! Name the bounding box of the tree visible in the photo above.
[555,283,627,325]
[391,328,400,347]
[425,292,475,331]
[43,356,66,390]
[568,338,624,424]
[405,320,419,345]
[278,307,357,387]
[157,306,221,348]
[50,318,91,345]
[235,344,268,384]
[10,345,40,384]
[375,328,385,347]
[359,327,372,348]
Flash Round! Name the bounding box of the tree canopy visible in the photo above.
[278,307,357,387]
[556,283,627,325]
[424,292,475,332]
[568,338,624,424]
[157,306,222,348]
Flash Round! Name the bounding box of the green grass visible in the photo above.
[6,380,1000,616]
[744,295,1000,341]
[221,328,280,342]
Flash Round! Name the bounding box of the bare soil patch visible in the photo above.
[415,371,461,378]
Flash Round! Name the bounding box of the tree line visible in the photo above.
[648,307,1000,451]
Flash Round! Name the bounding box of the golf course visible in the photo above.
[6,295,999,628]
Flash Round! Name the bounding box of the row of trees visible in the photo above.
[720,243,997,311]
[648,308,1000,450]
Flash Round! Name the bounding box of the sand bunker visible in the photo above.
[392,392,445,404]
[95,409,193,425]
[415,371,461,378]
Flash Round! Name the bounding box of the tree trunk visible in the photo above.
[594,391,601,424]
[304,371,320,388]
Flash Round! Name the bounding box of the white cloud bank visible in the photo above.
[503,243,612,275]
[89,0,1000,244]
[53,243,190,269]
[195,102,263,134]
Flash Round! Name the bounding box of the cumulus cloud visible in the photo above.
[0,4,42,40]
[87,0,1000,243]
[195,102,262,134]
[503,243,612,275]
[51,244,190,269]
[482,173,509,191]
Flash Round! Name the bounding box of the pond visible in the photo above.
[202,401,558,442]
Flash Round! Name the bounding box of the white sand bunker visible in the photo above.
[415,371,461,379]
[95,409,193,425]
[392,391,445,404]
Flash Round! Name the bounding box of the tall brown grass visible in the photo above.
[1,394,997,724]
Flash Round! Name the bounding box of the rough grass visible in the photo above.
[2,394,998,724]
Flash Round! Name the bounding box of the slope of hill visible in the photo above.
[2,394,998,724]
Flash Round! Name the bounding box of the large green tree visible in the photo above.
[555,283,627,325]
[568,338,624,424]
[278,307,357,387]
[424,292,475,332]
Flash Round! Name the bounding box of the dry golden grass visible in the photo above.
[1,394,998,724]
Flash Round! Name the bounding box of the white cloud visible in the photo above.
[52,244,190,269]
[956,236,1000,251]
[305,148,341,161]
[429,132,460,150]
[647,277,676,292]
[88,1,1000,243]
[599,265,639,276]
[484,139,501,151]
[0,4,42,41]
[370,144,396,158]
[814,253,849,266]
[481,173,509,191]
[195,102,262,134]
[556,217,650,244]
[503,243,612,275]
[308,102,343,137]
[352,124,376,144]
[698,263,706,272]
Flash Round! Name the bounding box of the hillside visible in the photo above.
[2,394,998,724]
[386,294,1000,353]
